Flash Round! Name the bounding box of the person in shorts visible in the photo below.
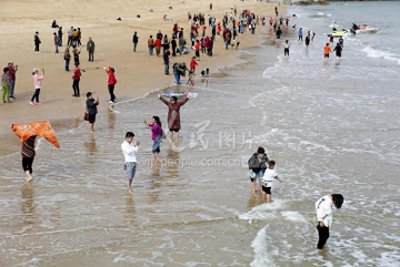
[121,132,140,193]
[248,147,269,194]
[260,160,282,202]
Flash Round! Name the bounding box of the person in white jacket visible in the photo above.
[315,194,344,249]
[121,132,140,193]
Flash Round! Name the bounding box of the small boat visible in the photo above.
[326,30,348,38]
[356,26,379,34]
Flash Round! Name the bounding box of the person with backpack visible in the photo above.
[248,147,269,194]
[148,35,154,55]
[158,94,189,142]
[144,116,164,164]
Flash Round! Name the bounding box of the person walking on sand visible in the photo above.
[260,160,282,202]
[72,63,81,97]
[86,92,99,133]
[2,67,11,103]
[34,32,41,52]
[148,35,155,55]
[159,94,189,142]
[189,56,198,73]
[323,43,331,59]
[87,37,95,62]
[73,47,80,66]
[21,135,37,183]
[315,194,344,249]
[144,116,164,164]
[104,66,117,103]
[284,40,290,56]
[155,37,162,56]
[132,32,139,52]
[8,62,18,100]
[30,68,44,105]
[248,147,269,194]
[64,47,71,71]
[53,32,59,53]
[121,132,140,193]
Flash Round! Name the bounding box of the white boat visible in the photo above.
[326,30,348,38]
[356,27,379,34]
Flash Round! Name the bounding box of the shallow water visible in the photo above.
[1,2,400,266]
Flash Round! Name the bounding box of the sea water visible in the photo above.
[0,1,399,266]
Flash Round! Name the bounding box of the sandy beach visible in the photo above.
[0,0,282,156]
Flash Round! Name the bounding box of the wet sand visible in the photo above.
[0,0,283,156]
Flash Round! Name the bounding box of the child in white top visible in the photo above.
[260,160,282,202]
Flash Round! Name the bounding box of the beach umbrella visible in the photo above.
[11,121,60,148]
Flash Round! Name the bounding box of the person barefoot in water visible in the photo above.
[121,132,140,193]
[144,116,163,165]
[158,94,189,142]
[22,135,37,184]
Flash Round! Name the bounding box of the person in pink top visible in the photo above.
[103,66,117,103]
[30,68,45,105]
[144,116,163,164]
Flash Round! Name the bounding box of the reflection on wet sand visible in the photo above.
[108,110,116,130]
[124,195,136,226]
[20,184,36,231]
[166,148,180,178]
[84,134,98,162]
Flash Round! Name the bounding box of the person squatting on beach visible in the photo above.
[260,160,282,202]
[21,135,37,183]
[30,68,44,105]
[172,62,188,85]
[85,92,99,133]
[248,147,269,194]
[104,66,117,103]
[315,194,344,249]
[121,132,140,193]
[159,94,189,142]
[87,37,95,62]
[144,116,164,164]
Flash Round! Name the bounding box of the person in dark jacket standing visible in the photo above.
[86,92,99,133]
[104,66,117,103]
[163,49,171,75]
[34,32,41,52]
[53,32,59,53]
[58,27,63,46]
[64,47,71,71]
[132,32,139,52]
[248,146,269,194]
[171,36,177,57]
[22,135,37,183]
[87,37,95,61]
[72,63,81,97]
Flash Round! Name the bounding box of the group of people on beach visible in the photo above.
[10,2,346,252]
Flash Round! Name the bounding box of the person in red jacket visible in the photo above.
[189,56,198,73]
[104,66,117,103]
[155,38,162,56]
[72,63,81,97]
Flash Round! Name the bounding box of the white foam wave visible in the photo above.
[362,46,400,65]
[280,211,308,224]
[250,226,277,267]
[239,200,286,223]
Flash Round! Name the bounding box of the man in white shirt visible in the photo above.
[121,132,140,193]
[315,194,344,249]
[260,160,282,202]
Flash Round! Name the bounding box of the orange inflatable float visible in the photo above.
[11,121,60,148]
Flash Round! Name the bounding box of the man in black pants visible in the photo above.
[34,32,41,52]
[315,194,344,249]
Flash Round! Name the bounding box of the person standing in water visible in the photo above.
[298,27,303,41]
[86,92,99,133]
[315,194,344,249]
[323,43,331,59]
[158,94,189,142]
[144,116,163,163]
[248,147,269,194]
[121,132,140,193]
[260,160,282,202]
[333,42,343,59]
[22,135,37,183]
[30,68,44,105]
[284,40,290,56]
[305,32,311,48]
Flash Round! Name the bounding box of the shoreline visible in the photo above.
[0,0,287,157]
